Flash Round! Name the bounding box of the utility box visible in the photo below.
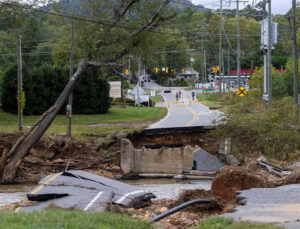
[260,18,278,50]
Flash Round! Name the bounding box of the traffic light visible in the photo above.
[166,67,169,73]
[181,68,185,73]
[125,69,129,76]
[173,69,176,75]
[154,67,159,73]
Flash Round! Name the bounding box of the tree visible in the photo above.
[0,0,174,183]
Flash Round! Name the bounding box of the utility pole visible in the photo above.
[201,19,206,93]
[17,35,23,132]
[219,0,223,97]
[204,50,207,89]
[292,0,299,110]
[128,58,131,82]
[121,57,125,103]
[237,0,241,88]
[67,20,74,137]
[227,46,230,92]
[267,0,272,109]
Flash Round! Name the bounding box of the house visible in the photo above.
[176,67,199,79]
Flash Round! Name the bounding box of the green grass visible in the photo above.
[197,93,223,108]
[0,210,153,229]
[0,107,167,135]
[194,217,283,229]
[151,95,164,103]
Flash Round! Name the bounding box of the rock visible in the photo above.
[257,156,268,163]
[226,155,240,166]
[52,159,65,163]
[212,166,269,201]
[160,207,168,213]
[183,219,194,226]
[289,162,300,169]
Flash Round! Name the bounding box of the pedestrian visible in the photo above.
[192,91,195,101]
[178,89,182,98]
[176,92,179,101]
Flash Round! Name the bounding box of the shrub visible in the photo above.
[1,64,111,115]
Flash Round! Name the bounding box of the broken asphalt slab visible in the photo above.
[221,184,300,229]
[193,149,224,172]
[18,170,155,212]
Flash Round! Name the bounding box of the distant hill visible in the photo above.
[170,0,208,12]
[43,0,209,15]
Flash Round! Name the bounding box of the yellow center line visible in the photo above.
[15,172,63,212]
[184,103,199,126]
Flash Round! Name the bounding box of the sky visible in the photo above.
[192,0,293,15]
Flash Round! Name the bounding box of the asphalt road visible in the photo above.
[149,88,223,129]
[221,184,300,229]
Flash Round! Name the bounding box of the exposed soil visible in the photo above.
[117,189,235,229]
[128,132,219,153]
[0,134,122,183]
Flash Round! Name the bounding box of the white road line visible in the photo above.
[115,190,145,205]
[148,93,170,128]
[84,191,104,211]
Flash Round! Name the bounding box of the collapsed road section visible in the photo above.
[17,170,155,212]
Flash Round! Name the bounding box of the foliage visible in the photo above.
[214,94,300,160]
[194,217,282,229]
[173,78,189,87]
[1,64,111,115]
[0,210,153,229]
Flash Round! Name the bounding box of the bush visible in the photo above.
[1,64,111,115]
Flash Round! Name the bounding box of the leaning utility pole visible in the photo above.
[67,20,74,137]
[267,0,272,109]
[292,0,299,108]
[219,0,223,96]
[17,35,23,132]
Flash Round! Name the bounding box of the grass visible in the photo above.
[151,95,164,103]
[0,210,153,229]
[0,107,167,136]
[194,217,283,229]
[197,93,223,108]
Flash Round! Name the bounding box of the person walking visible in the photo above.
[178,89,182,98]
[176,92,179,101]
[192,91,195,101]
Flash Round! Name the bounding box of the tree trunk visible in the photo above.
[1,60,90,183]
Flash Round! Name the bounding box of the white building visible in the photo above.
[176,67,199,79]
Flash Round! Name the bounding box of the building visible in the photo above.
[176,67,199,79]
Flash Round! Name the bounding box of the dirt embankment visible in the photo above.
[112,189,235,229]
[0,134,122,183]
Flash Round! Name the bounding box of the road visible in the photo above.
[221,184,300,229]
[148,87,223,129]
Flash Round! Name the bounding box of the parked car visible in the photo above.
[163,88,171,93]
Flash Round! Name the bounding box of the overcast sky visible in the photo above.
[191,0,292,15]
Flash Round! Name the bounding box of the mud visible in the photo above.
[0,134,121,183]
[128,132,219,153]
[119,189,235,229]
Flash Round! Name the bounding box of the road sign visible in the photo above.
[237,87,247,97]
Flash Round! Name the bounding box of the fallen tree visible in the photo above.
[0,0,174,183]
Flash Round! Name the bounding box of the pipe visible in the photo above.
[149,199,211,223]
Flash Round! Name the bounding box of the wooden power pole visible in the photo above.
[17,35,23,132]
[67,20,74,137]
[292,0,299,109]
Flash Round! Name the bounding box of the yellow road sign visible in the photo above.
[237,87,247,97]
